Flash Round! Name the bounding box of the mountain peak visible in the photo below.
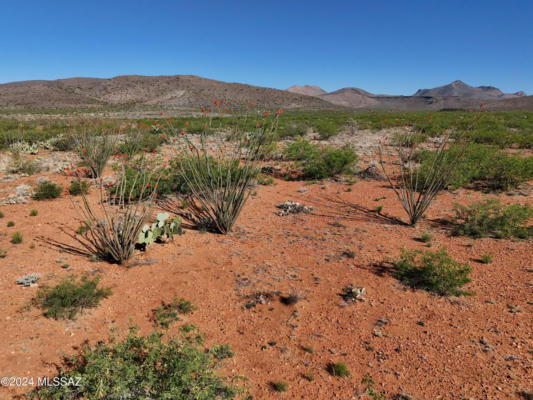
[413,80,518,99]
[286,85,327,97]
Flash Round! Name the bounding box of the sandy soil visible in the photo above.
[0,149,532,400]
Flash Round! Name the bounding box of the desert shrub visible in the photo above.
[29,209,38,216]
[0,249,6,258]
[117,133,164,156]
[277,121,308,138]
[152,297,196,329]
[11,232,23,244]
[481,253,494,264]
[33,275,111,319]
[420,232,433,244]
[284,140,357,179]
[394,247,472,296]
[418,144,533,191]
[69,154,158,264]
[33,181,62,200]
[71,128,119,178]
[257,173,275,185]
[271,381,288,392]
[68,179,90,196]
[210,344,234,360]
[313,120,338,140]
[50,135,75,151]
[7,154,41,175]
[166,104,280,234]
[7,220,15,227]
[361,375,387,400]
[283,139,319,161]
[453,199,533,239]
[327,362,351,377]
[30,327,236,399]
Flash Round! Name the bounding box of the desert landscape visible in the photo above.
[0,74,532,399]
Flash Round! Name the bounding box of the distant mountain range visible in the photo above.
[413,80,526,99]
[0,75,530,111]
[287,80,530,110]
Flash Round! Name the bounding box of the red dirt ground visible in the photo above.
[0,154,532,399]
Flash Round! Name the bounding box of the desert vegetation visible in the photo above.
[0,106,531,400]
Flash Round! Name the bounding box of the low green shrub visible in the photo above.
[7,220,15,227]
[418,144,533,191]
[11,232,23,244]
[453,199,533,239]
[30,327,236,399]
[420,232,433,244]
[33,181,62,200]
[68,179,90,196]
[29,209,38,216]
[481,253,494,264]
[327,362,351,377]
[271,381,288,392]
[394,247,472,296]
[284,140,357,179]
[210,344,235,360]
[33,275,112,320]
[313,120,338,140]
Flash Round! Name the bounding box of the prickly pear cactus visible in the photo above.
[137,215,183,248]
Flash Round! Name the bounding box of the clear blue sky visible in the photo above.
[1,0,531,95]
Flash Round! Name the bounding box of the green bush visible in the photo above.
[271,381,288,392]
[11,232,23,244]
[313,120,338,140]
[29,209,38,216]
[418,144,533,191]
[7,220,15,227]
[68,179,90,196]
[394,247,472,296]
[33,275,112,320]
[284,140,357,179]
[210,344,235,360]
[481,253,494,264]
[33,181,62,200]
[453,199,533,239]
[30,327,236,399]
[327,362,351,377]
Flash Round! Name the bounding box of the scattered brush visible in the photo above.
[394,247,472,296]
[68,152,159,264]
[166,104,281,234]
[327,362,351,377]
[32,275,112,319]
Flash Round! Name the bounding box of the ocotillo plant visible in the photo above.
[164,103,282,234]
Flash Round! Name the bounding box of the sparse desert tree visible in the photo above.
[68,152,159,264]
[164,103,282,234]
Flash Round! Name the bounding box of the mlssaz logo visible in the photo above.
[38,377,82,387]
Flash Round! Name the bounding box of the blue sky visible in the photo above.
[0,0,531,95]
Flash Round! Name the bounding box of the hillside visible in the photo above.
[0,75,338,110]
